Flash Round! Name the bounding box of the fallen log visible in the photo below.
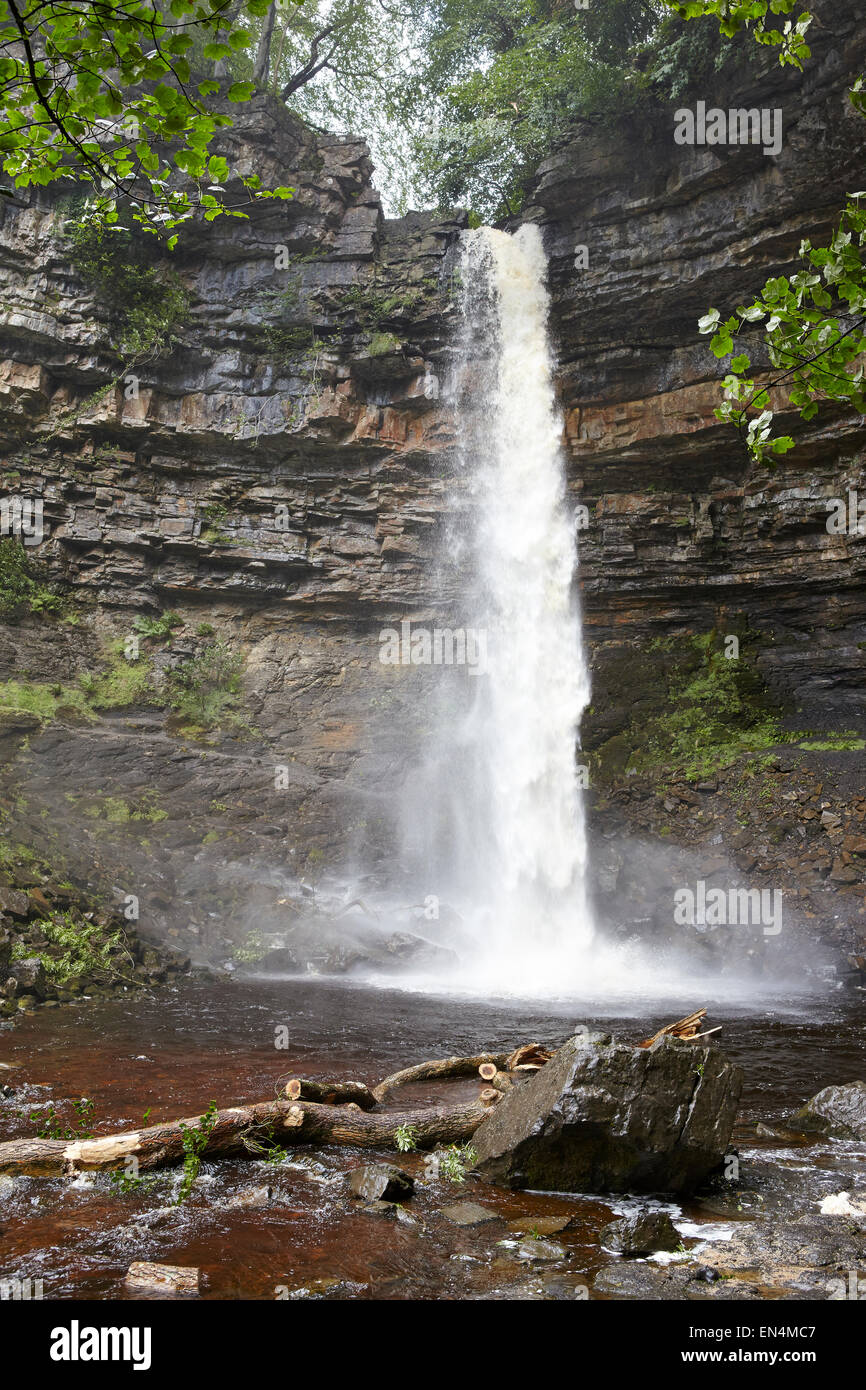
[372,1049,544,1103]
[506,1044,554,1071]
[0,1095,496,1178]
[0,1043,553,1178]
[280,1078,378,1110]
[479,1063,515,1095]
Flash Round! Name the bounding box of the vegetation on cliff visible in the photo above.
[591,631,865,786]
[63,213,191,364]
[0,539,65,619]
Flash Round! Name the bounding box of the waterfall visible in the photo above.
[401,223,594,995]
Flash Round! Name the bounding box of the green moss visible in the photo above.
[595,631,866,785]
[0,679,94,722]
[797,737,866,751]
[78,645,156,710]
[369,331,402,357]
[0,539,66,620]
[0,839,39,872]
[600,632,783,782]
[74,791,168,825]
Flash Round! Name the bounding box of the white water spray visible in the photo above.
[337,228,812,1004]
[440,224,594,991]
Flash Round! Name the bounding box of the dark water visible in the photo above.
[1,977,864,1300]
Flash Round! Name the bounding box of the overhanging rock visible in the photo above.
[471,1032,743,1194]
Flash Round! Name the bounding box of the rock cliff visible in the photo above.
[1,1,864,981]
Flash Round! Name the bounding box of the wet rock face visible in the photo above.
[347,1163,414,1204]
[794,1082,866,1141]
[471,1033,743,1195]
[529,0,866,744]
[7,957,47,1000]
[600,1209,681,1256]
[0,2,865,972]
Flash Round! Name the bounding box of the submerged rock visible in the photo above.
[438,1201,500,1226]
[279,1278,369,1300]
[600,1209,681,1255]
[471,1032,743,1194]
[225,1185,273,1209]
[500,1237,569,1263]
[347,1163,414,1203]
[358,1199,399,1216]
[506,1214,574,1237]
[793,1081,866,1141]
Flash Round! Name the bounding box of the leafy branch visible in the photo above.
[0,0,293,242]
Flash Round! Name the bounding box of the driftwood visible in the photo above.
[372,1044,552,1103]
[0,1044,555,1179]
[638,1009,717,1049]
[0,1096,496,1178]
[371,1052,514,1103]
[280,1078,378,1110]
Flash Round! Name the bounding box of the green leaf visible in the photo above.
[698,308,720,334]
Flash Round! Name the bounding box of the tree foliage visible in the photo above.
[0,0,293,242]
[396,0,668,218]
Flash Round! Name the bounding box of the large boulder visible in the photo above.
[600,1210,681,1256]
[471,1032,743,1194]
[8,957,48,1000]
[793,1081,866,1141]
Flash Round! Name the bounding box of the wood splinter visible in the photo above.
[638,1009,716,1049]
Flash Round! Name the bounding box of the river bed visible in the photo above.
[1,977,864,1300]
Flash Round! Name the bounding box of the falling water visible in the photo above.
[353,227,812,1002]
[413,223,595,993]
[329,225,809,1003]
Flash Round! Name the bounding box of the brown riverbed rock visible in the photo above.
[471,1032,743,1195]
